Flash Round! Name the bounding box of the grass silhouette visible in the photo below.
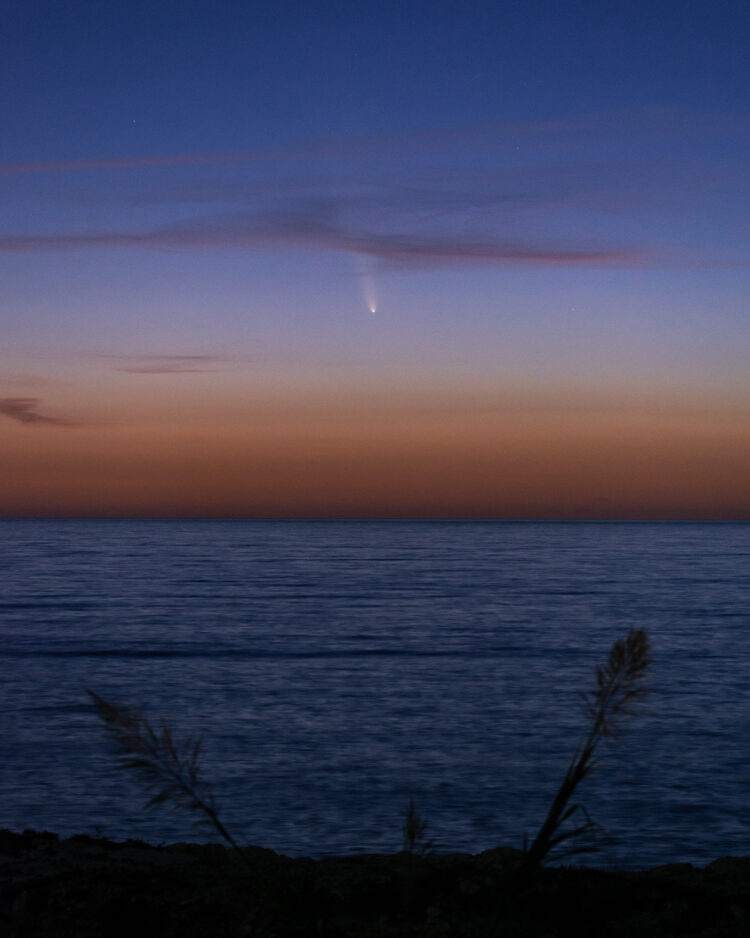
[514,627,651,885]
[402,796,433,855]
[86,689,244,857]
[88,628,650,874]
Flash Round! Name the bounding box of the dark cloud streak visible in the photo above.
[5,112,736,268]
[91,352,358,373]
[115,355,231,374]
[0,398,76,427]
[0,218,643,268]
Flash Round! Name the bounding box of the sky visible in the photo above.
[1,0,749,518]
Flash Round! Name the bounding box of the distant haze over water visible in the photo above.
[1,520,749,869]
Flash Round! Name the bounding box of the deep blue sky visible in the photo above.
[4,1,749,156]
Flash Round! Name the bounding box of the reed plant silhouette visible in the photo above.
[87,689,245,858]
[88,627,649,875]
[402,796,433,856]
[514,627,651,886]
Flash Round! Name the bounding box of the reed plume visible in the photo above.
[515,628,651,883]
[87,689,244,856]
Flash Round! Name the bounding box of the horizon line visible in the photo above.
[0,516,747,523]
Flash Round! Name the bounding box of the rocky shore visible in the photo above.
[2,828,750,937]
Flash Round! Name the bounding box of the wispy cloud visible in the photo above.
[3,110,745,178]
[3,111,745,268]
[0,217,643,268]
[112,354,232,374]
[91,351,360,373]
[0,152,269,177]
[0,397,76,427]
[0,119,574,177]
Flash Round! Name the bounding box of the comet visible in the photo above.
[353,253,377,314]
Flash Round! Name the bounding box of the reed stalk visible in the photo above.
[514,628,651,885]
[87,689,245,857]
[402,796,433,855]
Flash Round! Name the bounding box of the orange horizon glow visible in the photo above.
[2,379,748,519]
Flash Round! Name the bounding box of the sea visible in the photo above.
[1,519,749,870]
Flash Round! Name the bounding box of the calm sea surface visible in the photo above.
[1,520,749,869]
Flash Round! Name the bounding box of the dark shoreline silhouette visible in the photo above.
[3,828,750,937]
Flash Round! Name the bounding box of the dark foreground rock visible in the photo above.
[2,829,750,937]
